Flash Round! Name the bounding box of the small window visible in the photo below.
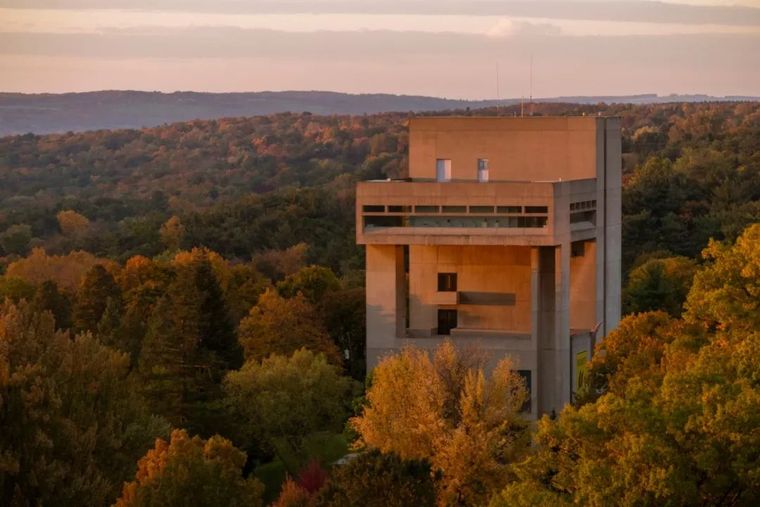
[442,205,467,213]
[437,273,457,292]
[497,206,522,214]
[362,205,385,212]
[437,309,458,335]
[415,205,439,213]
[436,159,451,182]
[477,158,489,182]
[571,241,586,257]
[525,206,548,214]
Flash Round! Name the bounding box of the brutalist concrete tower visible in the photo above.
[356,116,621,417]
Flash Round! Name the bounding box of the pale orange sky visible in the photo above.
[1,0,758,98]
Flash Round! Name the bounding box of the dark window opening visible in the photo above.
[364,216,403,228]
[525,206,548,214]
[497,206,522,214]
[437,273,457,292]
[442,205,467,213]
[469,205,494,214]
[571,241,586,257]
[362,205,385,212]
[437,309,458,335]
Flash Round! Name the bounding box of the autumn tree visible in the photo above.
[316,450,437,507]
[0,300,167,506]
[684,223,760,332]
[5,248,112,292]
[224,348,359,470]
[72,264,122,333]
[351,341,529,506]
[116,429,263,507]
[159,215,185,251]
[238,289,341,363]
[496,224,760,506]
[56,209,90,237]
[31,280,72,330]
[0,276,36,303]
[276,265,340,305]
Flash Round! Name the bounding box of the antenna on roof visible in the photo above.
[495,62,501,114]
[529,53,534,116]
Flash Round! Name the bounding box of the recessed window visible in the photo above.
[469,206,494,214]
[477,158,489,182]
[525,206,548,214]
[437,309,458,335]
[497,206,522,214]
[437,273,457,292]
[436,159,451,182]
[571,241,586,257]
[362,205,385,212]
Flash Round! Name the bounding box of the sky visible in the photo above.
[1,0,759,99]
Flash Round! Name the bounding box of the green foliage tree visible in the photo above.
[115,429,263,507]
[72,264,122,333]
[352,341,529,506]
[0,223,32,256]
[0,300,168,506]
[238,289,341,363]
[0,276,36,303]
[622,255,697,316]
[224,348,359,470]
[322,288,366,380]
[276,265,340,305]
[316,450,437,507]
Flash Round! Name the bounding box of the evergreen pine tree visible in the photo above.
[193,255,240,369]
[138,258,233,436]
[73,264,122,333]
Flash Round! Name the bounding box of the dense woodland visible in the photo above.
[0,102,759,506]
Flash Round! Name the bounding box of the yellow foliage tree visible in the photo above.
[159,215,185,251]
[5,248,115,292]
[56,209,90,237]
[238,289,341,363]
[351,341,529,506]
[116,429,263,507]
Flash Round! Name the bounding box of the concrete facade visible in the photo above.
[357,116,621,417]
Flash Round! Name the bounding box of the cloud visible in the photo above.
[1,1,759,26]
[486,19,563,38]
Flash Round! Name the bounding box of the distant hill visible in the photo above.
[1,90,758,136]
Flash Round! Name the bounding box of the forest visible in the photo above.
[0,102,759,506]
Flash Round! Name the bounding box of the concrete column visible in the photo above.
[365,244,405,369]
[537,247,555,415]
[604,118,622,334]
[530,247,541,415]
[556,242,571,409]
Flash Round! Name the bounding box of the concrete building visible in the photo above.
[356,116,621,417]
